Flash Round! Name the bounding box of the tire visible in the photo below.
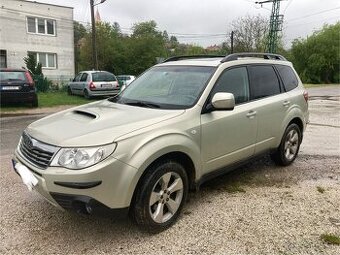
[131,161,188,232]
[83,89,91,99]
[31,96,38,108]
[271,123,302,166]
[67,86,73,95]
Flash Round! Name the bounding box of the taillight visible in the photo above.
[25,71,34,86]
[89,82,96,90]
[303,90,308,103]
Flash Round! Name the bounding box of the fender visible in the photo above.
[113,130,201,205]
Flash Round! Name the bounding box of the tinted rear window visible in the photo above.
[0,71,26,82]
[249,65,281,99]
[92,72,116,82]
[276,65,298,91]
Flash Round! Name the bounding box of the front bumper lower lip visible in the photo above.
[54,181,102,189]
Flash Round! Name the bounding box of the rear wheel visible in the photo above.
[271,123,301,166]
[131,161,188,232]
[31,96,38,108]
[83,89,91,99]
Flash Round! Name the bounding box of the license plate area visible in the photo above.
[101,84,112,88]
[2,86,20,90]
[13,160,38,191]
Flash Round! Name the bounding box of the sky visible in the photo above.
[35,0,339,48]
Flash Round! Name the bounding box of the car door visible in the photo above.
[79,73,89,94]
[201,66,257,174]
[70,73,82,95]
[247,65,290,154]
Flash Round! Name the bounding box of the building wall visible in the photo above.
[0,0,74,83]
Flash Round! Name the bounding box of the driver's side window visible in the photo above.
[211,67,250,105]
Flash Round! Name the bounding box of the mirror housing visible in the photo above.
[209,92,235,111]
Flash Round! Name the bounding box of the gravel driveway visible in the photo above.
[0,87,339,255]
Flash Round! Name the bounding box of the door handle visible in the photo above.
[283,101,290,107]
[246,110,257,118]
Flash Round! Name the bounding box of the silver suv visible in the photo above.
[13,53,309,231]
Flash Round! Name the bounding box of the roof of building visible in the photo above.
[23,0,73,9]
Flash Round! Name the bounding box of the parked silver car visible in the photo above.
[13,53,309,232]
[68,71,119,98]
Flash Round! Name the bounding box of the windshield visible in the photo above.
[92,72,116,82]
[110,66,216,109]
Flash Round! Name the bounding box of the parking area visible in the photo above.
[0,86,339,254]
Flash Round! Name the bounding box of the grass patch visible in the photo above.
[304,83,339,88]
[224,184,246,193]
[0,91,91,112]
[317,186,326,193]
[320,234,340,245]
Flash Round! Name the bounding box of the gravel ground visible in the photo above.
[0,94,339,254]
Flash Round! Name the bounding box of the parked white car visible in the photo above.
[117,75,136,91]
[68,71,120,98]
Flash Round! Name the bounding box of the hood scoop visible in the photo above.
[72,110,98,120]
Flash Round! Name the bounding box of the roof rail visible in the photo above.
[221,52,286,63]
[163,55,225,63]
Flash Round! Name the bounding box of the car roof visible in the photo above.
[156,53,292,68]
[0,68,27,72]
[81,70,113,74]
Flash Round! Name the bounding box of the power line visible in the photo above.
[287,7,340,22]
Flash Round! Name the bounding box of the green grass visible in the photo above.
[317,186,326,193]
[0,91,91,112]
[304,83,339,88]
[320,234,340,245]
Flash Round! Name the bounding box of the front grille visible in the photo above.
[19,132,58,169]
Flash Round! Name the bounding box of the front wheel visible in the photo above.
[131,161,188,232]
[271,123,302,166]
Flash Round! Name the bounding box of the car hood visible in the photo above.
[26,100,184,147]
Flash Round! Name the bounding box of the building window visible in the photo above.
[29,52,57,69]
[0,50,7,68]
[26,17,56,36]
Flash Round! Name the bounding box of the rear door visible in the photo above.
[70,73,82,95]
[247,65,289,154]
[79,73,89,94]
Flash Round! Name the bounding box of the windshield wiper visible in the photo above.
[124,101,161,108]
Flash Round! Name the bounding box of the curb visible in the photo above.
[0,105,73,118]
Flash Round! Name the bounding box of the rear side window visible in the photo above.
[92,72,116,82]
[211,67,250,104]
[0,71,26,81]
[80,73,88,82]
[248,65,281,100]
[276,65,298,91]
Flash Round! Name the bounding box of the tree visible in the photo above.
[23,53,42,76]
[226,15,269,53]
[74,21,87,73]
[290,22,340,83]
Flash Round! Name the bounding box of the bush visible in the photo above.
[34,75,52,92]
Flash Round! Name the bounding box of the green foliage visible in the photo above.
[290,22,340,84]
[320,234,340,245]
[23,53,42,76]
[34,75,52,93]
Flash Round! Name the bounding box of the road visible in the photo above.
[0,86,339,254]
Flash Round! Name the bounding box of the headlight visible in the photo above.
[50,143,116,169]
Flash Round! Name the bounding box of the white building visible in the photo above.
[0,0,74,83]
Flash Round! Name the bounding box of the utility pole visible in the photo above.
[90,0,106,70]
[256,0,284,53]
[90,0,97,70]
[230,31,234,53]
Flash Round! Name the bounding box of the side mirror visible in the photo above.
[210,92,235,111]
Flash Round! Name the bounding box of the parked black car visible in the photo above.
[0,68,38,107]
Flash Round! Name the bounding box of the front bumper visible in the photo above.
[13,148,139,211]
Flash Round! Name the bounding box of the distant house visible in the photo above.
[0,0,74,83]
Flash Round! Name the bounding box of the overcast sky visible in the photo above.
[36,0,339,48]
